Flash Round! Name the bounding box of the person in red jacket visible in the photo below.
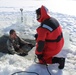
[35,5,65,69]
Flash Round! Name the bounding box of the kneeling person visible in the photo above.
[35,6,65,69]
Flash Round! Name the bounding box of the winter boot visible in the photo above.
[52,57,65,69]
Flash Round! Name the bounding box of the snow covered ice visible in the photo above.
[0,0,76,75]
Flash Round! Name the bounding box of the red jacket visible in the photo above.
[35,5,64,64]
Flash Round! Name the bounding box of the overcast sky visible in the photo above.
[0,0,76,16]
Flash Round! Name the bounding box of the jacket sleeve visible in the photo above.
[7,40,16,54]
[18,37,29,45]
[18,37,34,48]
[35,27,47,55]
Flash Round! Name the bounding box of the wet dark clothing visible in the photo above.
[7,36,33,56]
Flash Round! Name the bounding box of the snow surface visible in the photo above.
[0,0,76,75]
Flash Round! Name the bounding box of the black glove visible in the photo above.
[37,54,43,60]
[34,34,38,40]
[28,43,34,49]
